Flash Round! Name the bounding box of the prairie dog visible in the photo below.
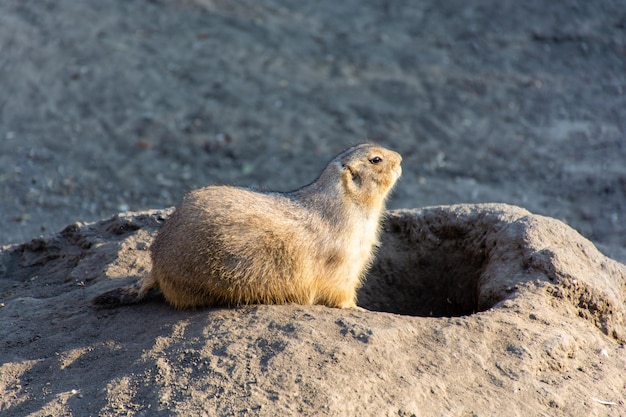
[93,143,402,309]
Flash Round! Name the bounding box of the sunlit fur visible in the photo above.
[93,143,402,309]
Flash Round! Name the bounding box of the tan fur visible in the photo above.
[93,143,402,309]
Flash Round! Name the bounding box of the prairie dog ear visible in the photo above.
[340,164,351,185]
[341,163,361,191]
[343,163,358,181]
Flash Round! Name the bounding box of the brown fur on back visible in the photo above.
[93,143,402,309]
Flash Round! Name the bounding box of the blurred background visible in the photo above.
[1,0,625,259]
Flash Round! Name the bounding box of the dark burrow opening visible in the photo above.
[358,208,517,318]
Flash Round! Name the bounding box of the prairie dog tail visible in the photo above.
[92,273,157,308]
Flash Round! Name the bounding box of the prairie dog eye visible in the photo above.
[369,156,383,164]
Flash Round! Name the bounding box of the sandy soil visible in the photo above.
[1,205,625,416]
[1,0,625,255]
[1,0,626,416]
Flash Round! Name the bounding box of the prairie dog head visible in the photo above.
[336,143,402,208]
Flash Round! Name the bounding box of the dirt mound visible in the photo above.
[1,204,625,416]
[363,204,626,341]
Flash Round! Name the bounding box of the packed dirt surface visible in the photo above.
[1,0,626,416]
[1,205,625,416]
[1,0,626,257]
